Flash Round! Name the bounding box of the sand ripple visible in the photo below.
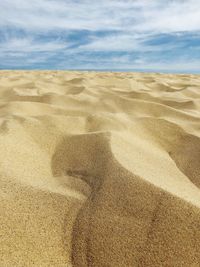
[0,71,200,266]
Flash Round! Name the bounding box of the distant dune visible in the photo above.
[0,71,200,266]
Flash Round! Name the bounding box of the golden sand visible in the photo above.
[0,70,200,266]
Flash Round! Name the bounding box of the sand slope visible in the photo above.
[0,71,200,266]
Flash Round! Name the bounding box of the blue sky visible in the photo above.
[0,0,200,72]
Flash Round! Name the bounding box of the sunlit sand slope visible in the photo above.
[0,71,200,266]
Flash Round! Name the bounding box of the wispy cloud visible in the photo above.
[1,0,200,32]
[0,0,200,72]
[0,37,68,53]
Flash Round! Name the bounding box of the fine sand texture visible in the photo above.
[0,70,200,266]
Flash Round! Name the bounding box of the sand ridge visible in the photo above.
[0,70,200,266]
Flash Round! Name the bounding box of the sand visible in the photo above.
[0,70,200,266]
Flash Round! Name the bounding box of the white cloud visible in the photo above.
[77,33,185,53]
[0,37,67,53]
[0,0,200,71]
[0,0,200,32]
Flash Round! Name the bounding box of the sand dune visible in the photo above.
[0,71,200,266]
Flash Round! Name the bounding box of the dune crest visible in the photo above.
[0,71,200,266]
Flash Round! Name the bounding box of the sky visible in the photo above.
[0,0,200,72]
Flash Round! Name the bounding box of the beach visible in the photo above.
[0,70,200,266]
